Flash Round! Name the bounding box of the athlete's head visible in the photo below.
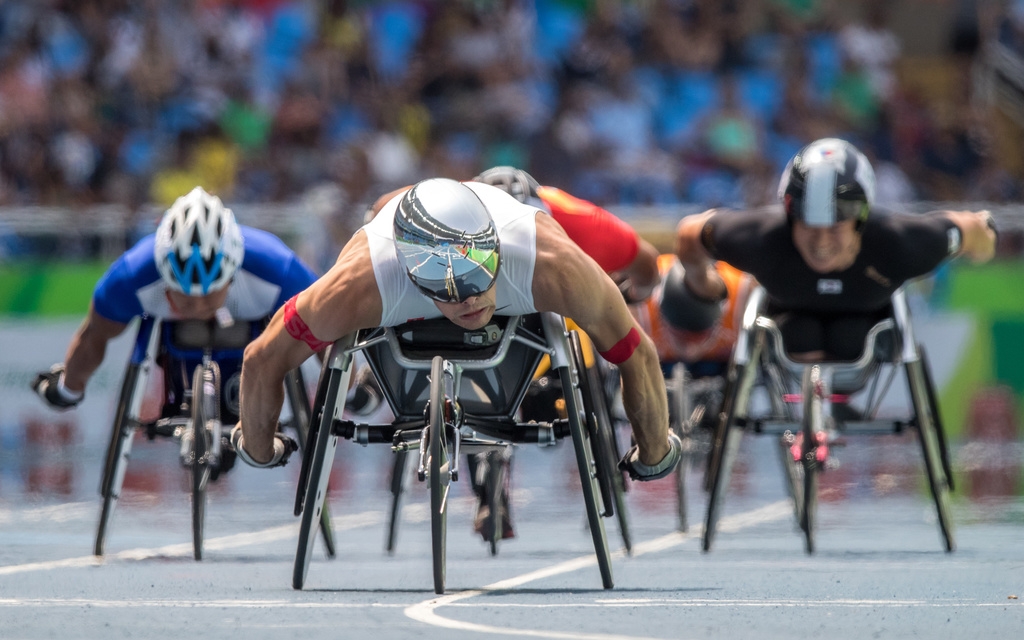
[154,186,244,296]
[778,138,875,229]
[778,139,875,274]
[394,178,501,326]
[473,166,545,210]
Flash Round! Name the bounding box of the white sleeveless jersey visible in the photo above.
[364,182,539,327]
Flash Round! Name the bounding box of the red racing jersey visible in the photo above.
[537,186,639,273]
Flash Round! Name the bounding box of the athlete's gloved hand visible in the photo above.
[659,262,724,332]
[228,424,297,468]
[32,364,83,410]
[611,272,656,305]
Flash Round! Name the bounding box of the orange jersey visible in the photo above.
[537,185,639,273]
[631,256,756,364]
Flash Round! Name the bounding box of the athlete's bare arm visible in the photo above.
[674,210,727,302]
[238,230,383,463]
[531,214,670,465]
[62,304,129,392]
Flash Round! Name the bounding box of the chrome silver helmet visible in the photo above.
[394,178,500,303]
[779,138,876,228]
[154,186,244,295]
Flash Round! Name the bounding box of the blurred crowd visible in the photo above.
[0,0,1020,254]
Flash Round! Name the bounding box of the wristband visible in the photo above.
[57,373,84,402]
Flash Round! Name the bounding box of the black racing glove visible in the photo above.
[32,364,83,410]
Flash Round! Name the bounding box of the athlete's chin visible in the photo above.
[450,307,494,330]
[805,256,841,273]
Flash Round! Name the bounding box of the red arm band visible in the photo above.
[599,327,641,364]
[283,295,332,351]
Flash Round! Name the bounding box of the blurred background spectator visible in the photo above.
[0,0,1020,257]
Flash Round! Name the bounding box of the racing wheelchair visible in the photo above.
[292,312,621,594]
[701,286,955,554]
[380,324,632,558]
[95,316,336,560]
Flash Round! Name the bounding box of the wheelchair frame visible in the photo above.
[701,286,955,554]
[291,312,619,594]
[384,329,633,558]
[94,316,334,560]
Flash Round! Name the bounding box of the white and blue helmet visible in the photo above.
[154,187,244,295]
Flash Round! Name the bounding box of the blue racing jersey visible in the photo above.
[93,226,318,324]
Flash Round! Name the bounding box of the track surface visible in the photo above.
[1,426,1022,639]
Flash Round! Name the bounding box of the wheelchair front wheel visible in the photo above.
[385,449,409,555]
[483,450,508,556]
[429,356,452,594]
[798,365,826,555]
[189,364,217,561]
[95,363,142,557]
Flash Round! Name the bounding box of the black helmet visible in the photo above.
[778,138,876,228]
[394,178,501,303]
[473,166,541,205]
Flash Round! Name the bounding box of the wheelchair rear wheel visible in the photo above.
[572,333,631,554]
[920,348,954,493]
[906,356,956,552]
[293,358,348,590]
[561,332,614,589]
[286,368,337,558]
[95,363,143,557]
[429,356,452,594]
[702,361,752,552]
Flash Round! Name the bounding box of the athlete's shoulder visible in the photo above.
[100,234,161,290]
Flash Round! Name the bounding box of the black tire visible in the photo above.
[95,363,141,557]
[293,364,346,590]
[800,452,817,555]
[702,361,742,494]
[906,358,956,552]
[560,332,613,589]
[799,366,823,555]
[286,368,337,558]
[385,449,408,555]
[778,432,804,526]
[573,334,632,554]
[294,346,334,518]
[919,348,954,493]
[484,450,506,556]
[190,365,214,561]
[702,362,748,552]
[429,356,451,594]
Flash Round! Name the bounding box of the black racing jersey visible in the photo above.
[700,205,962,314]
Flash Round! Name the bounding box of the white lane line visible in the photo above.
[0,598,409,608]
[0,510,382,575]
[403,501,792,640]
